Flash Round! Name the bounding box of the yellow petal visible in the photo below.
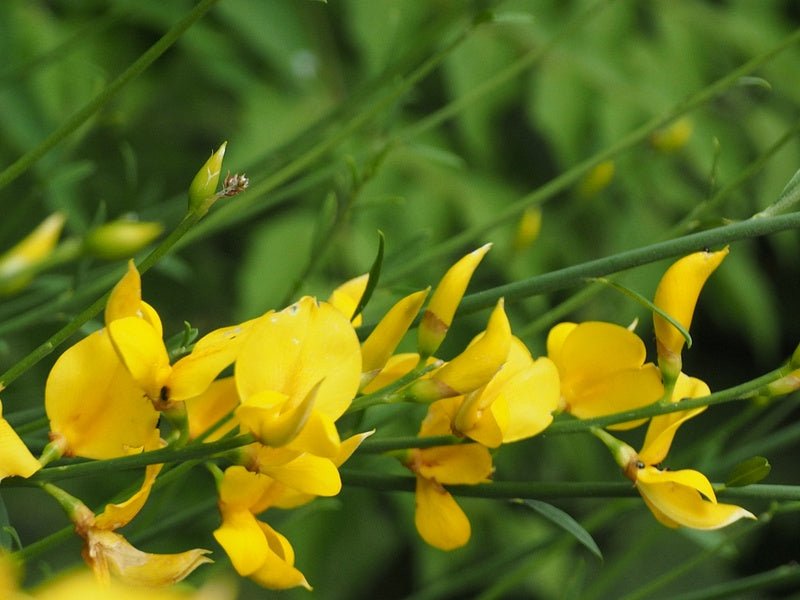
[0,213,65,293]
[414,299,511,399]
[414,477,471,550]
[546,322,577,366]
[45,331,159,459]
[236,297,361,421]
[328,273,368,326]
[250,521,311,590]
[360,352,421,394]
[168,321,255,401]
[419,397,460,437]
[418,244,491,357]
[639,373,710,464]
[237,385,320,449]
[0,407,40,479]
[94,434,164,530]
[636,476,756,530]
[653,248,729,360]
[286,410,341,458]
[218,466,272,511]
[85,529,211,587]
[108,317,171,402]
[567,364,663,428]
[555,322,648,396]
[185,377,240,441]
[414,444,493,485]
[637,466,717,502]
[105,261,142,325]
[362,288,429,373]
[334,430,375,467]
[500,357,561,443]
[258,453,341,497]
[213,508,268,576]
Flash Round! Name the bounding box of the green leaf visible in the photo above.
[725,456,771,488]
[518,499,602,561]
[351,230,384,322]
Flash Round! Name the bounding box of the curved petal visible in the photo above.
[328,273,368,326]
[414,444,493,485]
[361,288,429,373]
[557,322,648,395]
[568,363,663,427]
[287,410,341,458]
[360,353,421,394]
[108,317,171,402]
[500,356,561,443]
[636,478,755,530]
[414,477,471,550]
[185,377,240,442]
[218,466,272,511]
[419,397,460,437]
[258,453,341,497]
[546,322,577,367]
[639,374,710,464]
[46,331,159,459]
[0,415,40,480]
[236,297,361,420]
[250,521,311,590]
[213,508,269,576]
[637,466,717,501]
[105,261,141,325]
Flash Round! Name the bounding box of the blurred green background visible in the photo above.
[1,0,800,597]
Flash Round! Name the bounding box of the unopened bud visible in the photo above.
[650,117,693,153]
[84,219,163,260]
[188,142,227,215]
[0,213,65,294]
[577,160,615,198]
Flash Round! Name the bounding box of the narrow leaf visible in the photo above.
[519,499,602,560]
[589,277,693,349]
[725,456,771,488]
[351,231,385,322]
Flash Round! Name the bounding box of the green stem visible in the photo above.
[340,470,800,502]
[0,0,220,193]
[359,435,463,453]
[12,433,254,484]
[384,26,800,282]
[0,209,205,389]
[347,363,434,413]
[671,565,800,600]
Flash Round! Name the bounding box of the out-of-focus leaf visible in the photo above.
[725,456,771,488]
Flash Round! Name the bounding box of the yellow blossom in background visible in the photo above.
[83,219,164,260]
[653,247,729,383]
[576,160,615,198]
[0,212,66,295]
[650,117,694,152]
[418,244,491,357]
[328,273,368,326]
[405,402,493,550]
[547,321,663,428]
[410,299,511,402]
[511,207,542,252]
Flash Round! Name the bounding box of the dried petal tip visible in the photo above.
[222,172,249,197]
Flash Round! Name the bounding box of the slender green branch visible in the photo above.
[459,212,800,316]
[341,470,800,502]
[385,26,800,282]
[670,565,800,600]
[12,433,254,484]
[0,0,220,193]
[359,435,463,453]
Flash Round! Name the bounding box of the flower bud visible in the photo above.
[512,207,542,252]
[188,142,226,215]
[0,213,65,294]
[577,160,615,198]
[650,117,693,153]
[361,288,429,383]
[83,219,163,260]
[653,247,728,381]
[410,299,511,401]
[418,243,491,357]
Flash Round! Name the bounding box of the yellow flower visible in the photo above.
[547,321,663,428]
[418,244,491,357]
[0,213,66,295]
[410,299,511,402]
[450,337,560,447]
[405,404,493,550]
[235,297,361,452]
[606,374,756,530]
[653,248,729,383]
[213,466,311,590]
